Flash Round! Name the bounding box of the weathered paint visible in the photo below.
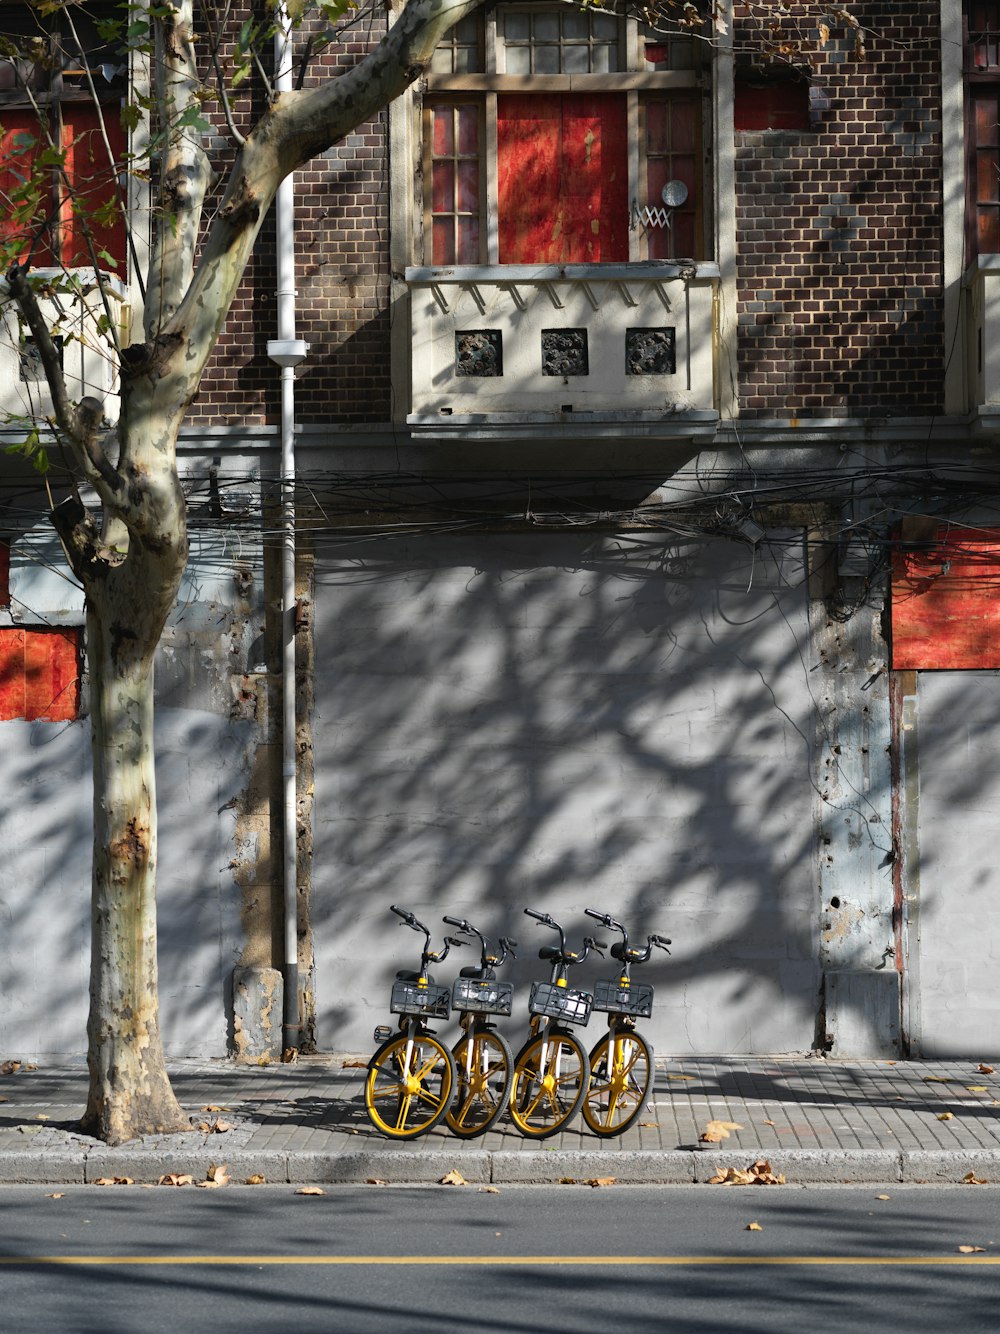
[0,627,79,721]
[891,526,1000,669]
[497,94,628,263]
[312,531,822,1056]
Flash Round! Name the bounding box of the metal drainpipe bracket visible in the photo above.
[267,338,309,366]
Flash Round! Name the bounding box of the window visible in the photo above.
[965,1,1000,259]
[0,2,127,270]
[423,5,707,266]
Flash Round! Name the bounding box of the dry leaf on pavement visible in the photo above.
[876,1194,891,1201]
[479,1186,500,1194]
[94,1177,134,1186]
[245,1175,266,1185]
[963,1172,989,1185]
[978,1064,995,1075]
[45,1193,64,1199]
[745,1222,762,1231]
[195,1164,230,1189]
[1,1061,21,1075]
[158,1173,194,1187]
[699,1120,744,1143]
[586,1177,616,1188]
[709,1159,785,1186]
[938,1112,955,1121]
[366,1178,387,1186]
[959,1245,987,1254]
[295,1186,326,1196]
[439,1169,468,1186]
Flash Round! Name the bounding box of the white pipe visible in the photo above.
[268,7,308,1055]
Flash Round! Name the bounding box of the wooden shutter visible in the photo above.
[497,93,628,263]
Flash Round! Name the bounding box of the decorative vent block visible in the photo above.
[626,327,676,375]
[455,329,503,376]
[542,328,589,377]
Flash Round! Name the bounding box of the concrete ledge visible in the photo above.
[901,1150,1000,1184]
[288,1150,492,1185]
[84,1149,273,1185]
[491,1150,697,1184]
[693,1149,903,1184]
[0,1151,86,1184]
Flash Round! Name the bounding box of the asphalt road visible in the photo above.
[2,1183,1000,1332]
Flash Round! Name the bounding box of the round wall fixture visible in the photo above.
[661,180,688,208]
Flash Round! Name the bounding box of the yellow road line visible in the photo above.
[0,1255,998,1267]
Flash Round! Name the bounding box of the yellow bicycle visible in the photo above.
[581,908,670,1137]
[364,905,463,1139]
[443,915,517,1138]
[508,908,605,1139]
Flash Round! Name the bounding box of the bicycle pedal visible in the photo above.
[373,1025,393,1043]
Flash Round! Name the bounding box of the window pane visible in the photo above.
[592,14,619,39]
[591,43,616,73]
[457,104,479,154]
[432,108,454,157]
[432,160,454,214]
[457,215,480,263]
[433,216,455,265]
[504,13,529,41]
[563,43,589,73]
[534,44,560,73]
[506,44,531,73]
[457,160,480,212]
[562,13,589,40]
[534,13,560,41]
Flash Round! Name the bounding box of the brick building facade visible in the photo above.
[3,1,1000,1064]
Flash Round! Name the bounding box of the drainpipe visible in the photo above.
[267,5,308,1056]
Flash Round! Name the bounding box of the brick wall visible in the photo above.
[187,18,392,427]
[734,1,944,417]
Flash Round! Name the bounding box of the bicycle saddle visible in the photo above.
[395,968,434,983]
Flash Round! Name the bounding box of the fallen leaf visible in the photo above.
[366,1178,387,1186]
[959,1245,986,1254]
[295,1186,326,1196]
[938,1112,955,1122]
[282,1047,299,1064]
[209,1119,233,1134]
[762,1120,776,1127]
[158,1173,194,1187]
[256,1054,271,1067]
[964,1172,989,1185]
[699,1120,744,1143]
[36,1114,48,1121]
[746,1222,762,1231]
[709,1159,785,1187]
[558,1178,577,1185]
[342,1060,367,1068]
[1,1061,21,1075]
[586,1177,616,1188]
[638,1121,657,1128]
[479,1186,500,1194]
[967,1086,989,1093]
[93,1177,134,1187]
[0,1097,7,1103]
[45,1193,64,1199]
[439,1169,467,1186]
[206,1163,230,1185]
[978,1064,995,1075]
[876,1194,891,1201]
[201,1105,231,1113]
[667,1074,695,1081]
[245,1175,266,1186]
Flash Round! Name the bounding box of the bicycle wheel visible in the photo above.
[582,1029,653,1137]
[508,1029,590,1139]
[364,1030,456,1139]
[446,1028,514,1138]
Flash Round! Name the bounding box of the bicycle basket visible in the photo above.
[593,979,654,1018]
[528,981,593,1026]
[390,979,451,1019]
[451,976,514,1016]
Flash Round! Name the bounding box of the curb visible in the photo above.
[5,1147,1000,1186]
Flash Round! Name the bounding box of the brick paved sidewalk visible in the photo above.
[3,1055,1000,1185]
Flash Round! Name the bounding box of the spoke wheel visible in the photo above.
[446,1029,514,1138]
[508,1030,590,1139]
[582,1030,653,1137]
[364,1031,456,1139]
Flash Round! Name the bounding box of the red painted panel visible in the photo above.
[734,83,810,132]
[497,93,628,263]
[61,103,127,268]
[0,111,53,264]
[0,627,79,720]
[891,528,1000,669]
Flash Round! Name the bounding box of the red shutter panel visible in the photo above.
[891,528,1000,668]
[0,628,79,720]
[497,93,628,263]
[61,102,127,269]
[0,111,54,264]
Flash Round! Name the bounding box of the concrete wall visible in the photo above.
[0,524,266,1060]
[311,530,823,1054]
